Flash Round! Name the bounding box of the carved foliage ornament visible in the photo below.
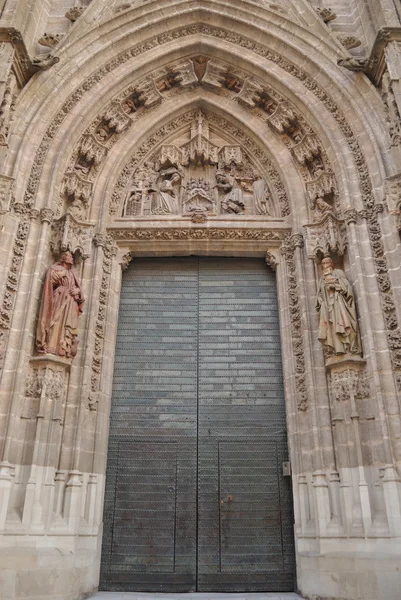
[22,365,67,421]
[280,234,307,411]
[90,234,117,408]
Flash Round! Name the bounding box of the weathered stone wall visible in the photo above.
[0,1,400,599]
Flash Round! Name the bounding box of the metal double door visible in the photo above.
[100,257,295,592]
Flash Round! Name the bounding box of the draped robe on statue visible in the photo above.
[36,262,84,358]
[316,267,362,356]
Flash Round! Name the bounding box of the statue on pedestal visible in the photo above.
[36,251,85,359]
[316,257,362,357]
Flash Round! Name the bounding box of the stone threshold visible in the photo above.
[92,593,303,599]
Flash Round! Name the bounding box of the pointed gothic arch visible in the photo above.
[1,2,401,599]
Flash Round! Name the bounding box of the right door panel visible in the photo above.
[197,257,295,592]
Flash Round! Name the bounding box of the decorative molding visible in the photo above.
[0,174,13,215]
[108,227,287,243]
[90,234,116,404]
[280,234,307,411]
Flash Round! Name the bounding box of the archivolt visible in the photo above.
[9,9,387,217]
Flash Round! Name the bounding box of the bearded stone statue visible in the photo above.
[316,257,362,357]
[36,251,85,358]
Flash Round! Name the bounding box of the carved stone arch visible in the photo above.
[2,3,401,600]
[9,11,389,214]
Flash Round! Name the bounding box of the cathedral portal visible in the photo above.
[100,257,295,592]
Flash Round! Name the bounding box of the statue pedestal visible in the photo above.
[325,353,365,370]
[30,354,73,369]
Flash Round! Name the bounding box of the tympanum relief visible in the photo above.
[122,111,274,219]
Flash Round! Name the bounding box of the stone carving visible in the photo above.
[96,102,132,142]
[291,134,321,165]
[36,251,85,358]
[265,251,277,272]
[337,57,369,71]
[316,257,362,358]
[253,178,272,215]
[337,35,362,51]
[306,171,337,203]
[38,33,65,48]
[329,367,368,403]
[304,213,347,258]
[152,168,182,215]
[65,7,86,22]
[22,365,67,421]
[19,24,396,369]
[281,234,307,411]
[50,214,94,260]
[110,227,286,242]
[32,54,60,71]
[216,170,244,214]
[0,175,13,215]
[62,172,93,213]
[77,134,108,171]
[183,178,215,215]
[122,111,277,218]
[0,71,16,145]
[315,7,337,23]
[91,234,116,400]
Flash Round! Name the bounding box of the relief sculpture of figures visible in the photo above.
[152,167,182,215]
[36,251,85,359]
[253,177,272,215]
[216,170,244,214]
[316,257,362,357]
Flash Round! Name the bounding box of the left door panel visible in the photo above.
[100,258,199,592]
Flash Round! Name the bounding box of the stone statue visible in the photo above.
[216,171,244,214]
[253,177,272,215]
[152,168,181,214]
[316,257,362,357]
[36,251,85,358]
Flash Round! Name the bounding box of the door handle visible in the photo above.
[220,494,233,505]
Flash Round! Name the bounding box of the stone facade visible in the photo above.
[0,1,401,599]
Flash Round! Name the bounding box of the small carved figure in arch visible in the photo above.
[152,167,182,215]
[216,170,245,214]
[125,189,142,216]
[253,176,273,216]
